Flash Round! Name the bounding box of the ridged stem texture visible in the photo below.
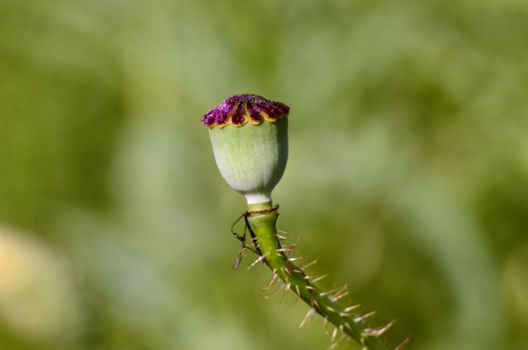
[245,204,393,350]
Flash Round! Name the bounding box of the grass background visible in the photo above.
[1,1,527,349]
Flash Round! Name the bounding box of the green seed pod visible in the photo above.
[203,94,289,205]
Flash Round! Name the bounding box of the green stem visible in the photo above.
[246,202,392,350]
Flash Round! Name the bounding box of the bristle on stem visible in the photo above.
[394,337,410,350]
[247,255,265,270]
[263,271,279,291]
[264,282,285,300]
[344,305,361,313]
[302,258,319,270]
[299,308,316,328]
[365,321,396,337]
[355,311,377,323]
[310,274,329,283]
[331,326,339,343]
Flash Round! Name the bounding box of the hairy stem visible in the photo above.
[246,202,393,350]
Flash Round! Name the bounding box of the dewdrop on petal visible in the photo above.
[203,94,289,205]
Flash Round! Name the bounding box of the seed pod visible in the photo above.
[203,94,289,205]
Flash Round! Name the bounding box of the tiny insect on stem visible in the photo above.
[230,213,260,269]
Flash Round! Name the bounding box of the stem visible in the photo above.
[246,202,393,350]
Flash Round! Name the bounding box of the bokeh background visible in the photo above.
[1,1,528,349]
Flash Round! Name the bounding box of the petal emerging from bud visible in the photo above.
[203,94,289,205]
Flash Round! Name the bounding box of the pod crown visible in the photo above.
[202,94,289,128]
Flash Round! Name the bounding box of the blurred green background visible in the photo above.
[1,0,527,349]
